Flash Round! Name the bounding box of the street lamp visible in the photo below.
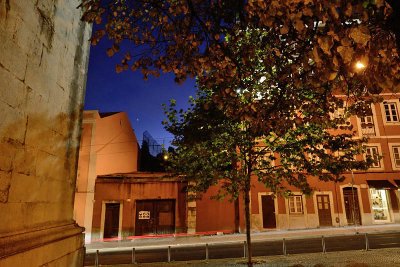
[356,62,366,69]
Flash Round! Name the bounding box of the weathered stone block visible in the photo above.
[35,151,62,179]
[23,89,50,118]
[24,116,52,150]
[0,102,26,144]
[25,45,57,99]
[0,203,26,233]
[12,147,37,176]
[5,0,39,32]
[0,141,15,172]
[0,31,27,81]
[11,17,40,53]
[0,66,26,109]
[8,173,43,203]
[0,170,11,192]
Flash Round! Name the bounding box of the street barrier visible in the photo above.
[86,232,400,265]
[283,238,287,255]
[365,233,369,251]
[95,250,99,266]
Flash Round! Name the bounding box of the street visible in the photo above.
[84,232,400,265]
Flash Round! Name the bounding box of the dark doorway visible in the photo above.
[316,195,332,227]
[343,187,362,225]
[103,203,120,238]
[261,195,276,228]
[135,199,175,236]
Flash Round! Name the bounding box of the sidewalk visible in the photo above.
[88,248,400,266]
[85,224,400,253]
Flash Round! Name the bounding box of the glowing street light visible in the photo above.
[356,61,366,69]
[163,154,169,160]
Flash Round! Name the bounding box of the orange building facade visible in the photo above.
[188,94,400,233]
[75,98,400,242]
[74,111,140,242]
[74,111,188,242]
[245,94,400,231]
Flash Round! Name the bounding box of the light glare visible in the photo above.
[356,62,366,69]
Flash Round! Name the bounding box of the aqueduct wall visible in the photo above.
[0,0,91,265]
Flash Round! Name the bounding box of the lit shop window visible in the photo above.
[370,188,390,222]
[289,196,303,214]
[383,102,399,122]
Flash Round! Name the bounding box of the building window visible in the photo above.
[256,146,275,170]
[289,195,303,214]
[383,102,399,122]
[331,107,351,128]
[366,146,380,168]
[360,115,375,136]
[370,188,390,222]
[392,146,400,168]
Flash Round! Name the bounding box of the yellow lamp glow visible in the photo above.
[356,61,366,69]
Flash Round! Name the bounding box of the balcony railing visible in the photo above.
[361,123,376,136]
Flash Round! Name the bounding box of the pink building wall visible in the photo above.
[74,110,139,242]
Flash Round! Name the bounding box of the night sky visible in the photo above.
[84,26,196,147]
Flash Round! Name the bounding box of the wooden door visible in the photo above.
[104,203,120,238]
[261,195,276,228]
[135,200,175,236]
[156,200,175,234]
[343,188,362,225]
[135,200,155,236]
[316,195,332,227]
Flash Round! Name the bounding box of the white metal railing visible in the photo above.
[361,123,375,136]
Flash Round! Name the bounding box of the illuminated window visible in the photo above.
[289,195,303,214]
[360,114,375,136]
[383,102,399,122]
[392,146,400,168]
[370,188,390,222]
[365,146,380,168]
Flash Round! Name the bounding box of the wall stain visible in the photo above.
[36,7,54,49]
[4,0,10,18]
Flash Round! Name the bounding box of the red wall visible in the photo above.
[92,177,187,237]
[196,186,237,232]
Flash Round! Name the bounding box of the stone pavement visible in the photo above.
[86,247,400,266]
[85,224,400,253]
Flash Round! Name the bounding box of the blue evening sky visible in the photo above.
[84,26,197,147]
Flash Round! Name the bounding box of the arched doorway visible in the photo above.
[343,187,362,225]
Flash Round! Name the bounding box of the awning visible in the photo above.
[366,180,397,189]
[394,180,400,187]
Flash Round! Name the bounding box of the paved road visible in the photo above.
[84,232,400,266]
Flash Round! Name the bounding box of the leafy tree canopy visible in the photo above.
[163,82,375,266]
[163,84,373,201]
[80,0,400,131]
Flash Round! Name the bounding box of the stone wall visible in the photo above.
[0,0,91,265]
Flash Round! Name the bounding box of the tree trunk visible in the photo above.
[244,186,252,266]
[234,198,240,233]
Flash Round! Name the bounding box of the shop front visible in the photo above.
[366,180,397,223]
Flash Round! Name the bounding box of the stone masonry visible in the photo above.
[0,0,91,266]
